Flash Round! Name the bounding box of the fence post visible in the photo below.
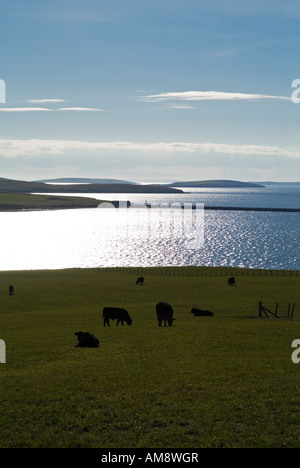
[291,304,296,321]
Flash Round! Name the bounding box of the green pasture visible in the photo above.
[0,267,299,448]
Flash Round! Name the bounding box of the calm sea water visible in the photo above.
[0,183,299,271]
[40,182,300,209]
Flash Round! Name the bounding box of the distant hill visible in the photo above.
[0,178,183,194]
[167,180,265,188]
[36,178,137,185]
[0,178,47,193]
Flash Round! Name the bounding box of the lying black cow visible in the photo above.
[136,277,144,285]
[156,302,174,327]
[9,285,14,296]
[103,307,133,327]
[228,277,236,287]
[75,332,99,348]
[191,308,214,317]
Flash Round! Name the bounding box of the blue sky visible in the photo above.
[0,0,299,182]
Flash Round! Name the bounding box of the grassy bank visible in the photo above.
[0,267,299,448]
[0,193,103,211]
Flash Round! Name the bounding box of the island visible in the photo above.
[167,180,265,188]
[35,177,136,185]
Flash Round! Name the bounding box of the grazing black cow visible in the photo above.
[191,308,214,317]
[228,277,236,287]
[75,332,99,348]
[9,285,14,296]
[156,302,174,327]
[103,307,133,327]
[136,277,144,285]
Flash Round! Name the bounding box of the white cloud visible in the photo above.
[0,108,51,112]
[58,107,104,112]
[0,139,298,159]
[0,107,104,112]
[141,91,290,102]
[169,105,195,109]
[28,99,65,103]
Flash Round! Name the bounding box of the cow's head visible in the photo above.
[75,332,84,341]
[127,318,133,326]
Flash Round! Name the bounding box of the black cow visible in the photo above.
[156,302,174,327]
[75,332,99,348]
[228,277,236,287]
[136,277,144,285]
[103,307,133,327]
[9,285,14,296]
[191,308,214,317]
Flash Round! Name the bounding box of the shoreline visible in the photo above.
[0,202,299,213]
[0,192,299,213]
[0,204,101,212]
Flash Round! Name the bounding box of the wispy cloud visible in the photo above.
[141,91,290,103]
[0,107,104,112]
[169,105,195,109]
[57,107,104,112]
[27,99,65,103]
[0,139,298,159]
[0,108,51,112]
[1,3,119,24]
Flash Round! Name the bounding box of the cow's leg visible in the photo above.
[104,318,110,327]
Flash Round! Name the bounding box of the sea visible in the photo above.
[0,183,299,271]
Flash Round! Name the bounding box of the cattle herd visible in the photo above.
[5,276,236,349]
[74,276,236,348]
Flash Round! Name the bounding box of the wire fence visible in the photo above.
[100,266,300,278]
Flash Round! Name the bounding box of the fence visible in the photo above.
[99,266,300,278]
[259,301,296,320]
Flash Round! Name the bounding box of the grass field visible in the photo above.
[0,267,299,448]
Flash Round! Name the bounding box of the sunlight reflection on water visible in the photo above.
[0,207,298,271]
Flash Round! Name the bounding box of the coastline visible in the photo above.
[0,180,299,213]
[0,202,299,213]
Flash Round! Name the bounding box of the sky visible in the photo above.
[0,0,299,183]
